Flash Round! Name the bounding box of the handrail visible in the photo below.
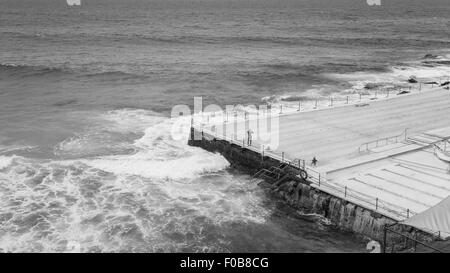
[251,169,276,182]
[383,224,443,253]
[194,80,440,129]
[252,169,269,180]
[434,144,450,165]
[197,126,414,221]
[358,128,408,153]
[435,139,450,153]
[252,164,289,183]
[191,79,449,223]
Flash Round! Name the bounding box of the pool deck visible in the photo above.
[198,87,450,223]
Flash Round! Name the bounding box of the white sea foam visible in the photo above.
[84,151,229,180]
[54,109,165,157]
[83,115,229,179]
[0,153,265,252]
[98,108,166,133]
[0,155,14,169]
[53,108,225,179]
[325,63,450,88]
[0,108,271,252]
[255,61,450,115]
[0,145,37,155]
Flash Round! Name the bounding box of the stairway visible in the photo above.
[251,163,290,183]
[407,133,444,146]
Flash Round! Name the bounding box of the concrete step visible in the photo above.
[319,142,423,174]
[407,134,444,146]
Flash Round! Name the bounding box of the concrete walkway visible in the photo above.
[202,87,450,222]
[273,88,450,166]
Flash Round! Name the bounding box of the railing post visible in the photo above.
[262,145,265,161]
[376,198,379,210]
[344,186,347,198]
[298,101,301,111]
[407,209,410,218]
[346,96,349,104]
[383,224,387,253]
[318,174,321,186]
[315,99,318,108]
[414,233,418,252]
[282,152,285,163]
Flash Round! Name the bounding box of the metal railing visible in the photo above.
[315,179,415,220]
[382,224,443,253]
[200,126,321,178]
[195,82,438,129]
[435,139,450,153]
[195,78,450,131]
[198,126,415,221]
[189,78,450,222]
[358,128,408,153]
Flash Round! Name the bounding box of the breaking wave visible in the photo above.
[325,54,450,88]
[0,63,69,78]
[0,155,15,170]
[0,108,273,253]
[0,62,151,82]
[79,110,230,180]
[260,54,450,110]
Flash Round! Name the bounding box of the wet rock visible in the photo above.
[364,83,382,90]
[423,53,439,59]
[408,76,418,83]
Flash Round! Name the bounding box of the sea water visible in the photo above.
[1,0,450,252]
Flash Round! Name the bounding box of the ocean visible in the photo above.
[1,0,450,252]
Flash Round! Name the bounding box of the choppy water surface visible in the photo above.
[1,0,450,252]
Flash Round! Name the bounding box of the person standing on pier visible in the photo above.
[312,157,318,167]
[247,129,253,146]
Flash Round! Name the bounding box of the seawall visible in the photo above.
[188,128,435,248]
